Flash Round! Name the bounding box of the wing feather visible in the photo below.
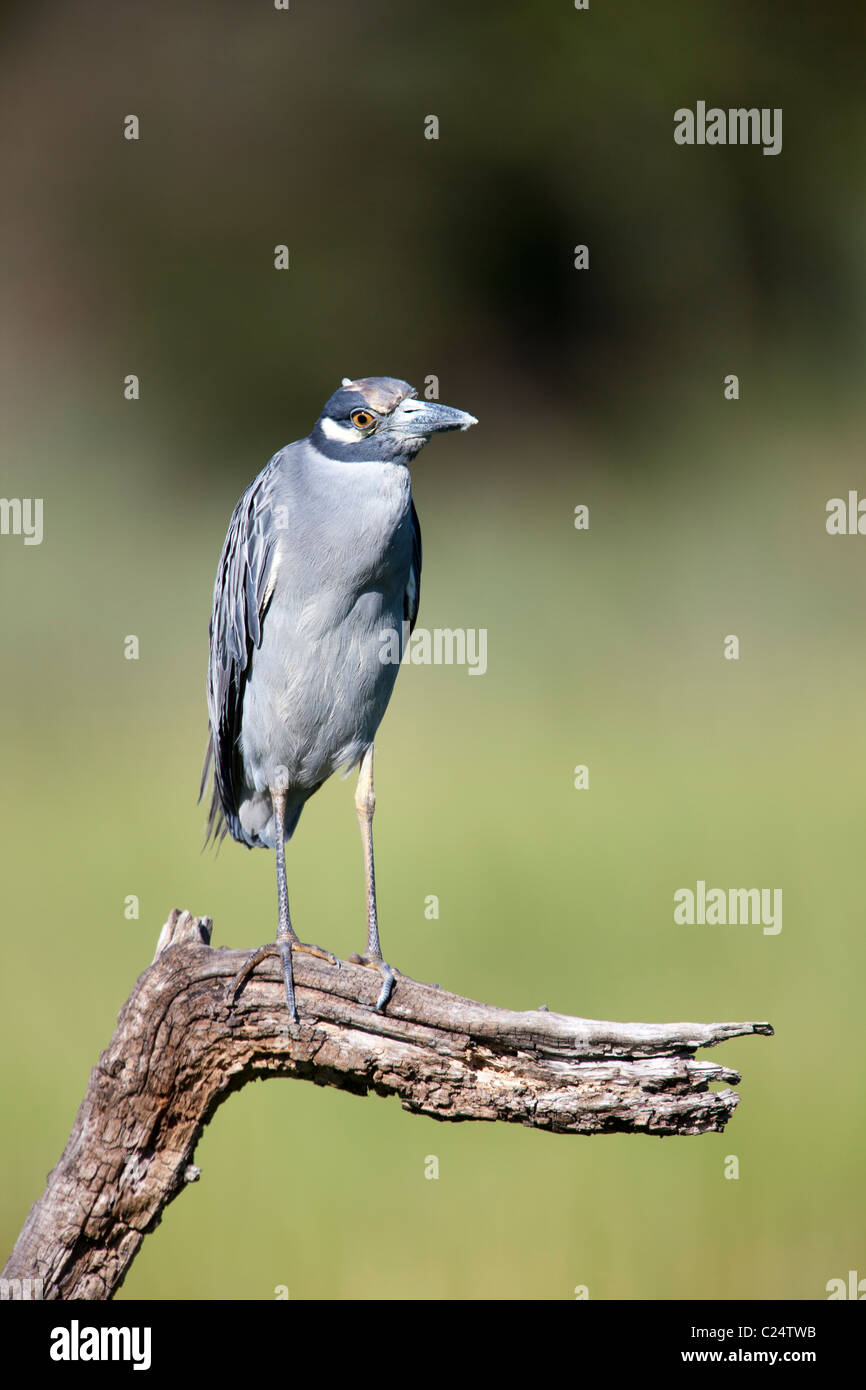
[404,497,422,634]
[200,462,279,845]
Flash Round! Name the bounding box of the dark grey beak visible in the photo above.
[391,397,478,438]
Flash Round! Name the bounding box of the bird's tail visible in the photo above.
[199,733,229,850]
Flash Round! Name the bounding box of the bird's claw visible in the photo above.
[289,940,340,967]
[227,944,271,1005]
[227,937,339,1010]
[349,954,396,1012]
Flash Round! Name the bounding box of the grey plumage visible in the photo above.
[200,375,477,1020]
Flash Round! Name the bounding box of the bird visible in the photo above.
[200,376,478,1023]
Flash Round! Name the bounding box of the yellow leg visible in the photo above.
[349,746,396,1010]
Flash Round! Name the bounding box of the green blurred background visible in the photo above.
[2,0,864,1299]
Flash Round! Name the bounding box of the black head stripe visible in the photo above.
[320,376,415,422]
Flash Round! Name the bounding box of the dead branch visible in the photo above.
[2,909,772,1300]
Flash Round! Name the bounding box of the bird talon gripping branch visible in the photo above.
[200,377,477,1021]
[375,967,396,1014]
[227,939,341,1011]
[349,954,397,1012]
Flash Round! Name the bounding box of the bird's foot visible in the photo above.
[287,938,339,966]
[228,938,339,1017]
[348,954,397,1012]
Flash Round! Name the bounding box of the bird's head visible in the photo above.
[311,376,477,463]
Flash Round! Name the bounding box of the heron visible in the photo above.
[200,376,477,1022]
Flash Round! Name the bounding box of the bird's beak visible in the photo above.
[391,397,478,438]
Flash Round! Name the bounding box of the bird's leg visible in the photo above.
[228,784,337,1021]
[349,746,396,1012]
[272,784,299,1020]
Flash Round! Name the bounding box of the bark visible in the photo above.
[2,909,773,1300]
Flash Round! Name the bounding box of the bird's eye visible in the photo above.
[351,409,375,430]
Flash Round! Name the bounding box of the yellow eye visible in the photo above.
[351,409,375,430]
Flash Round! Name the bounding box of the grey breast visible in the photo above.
[236,440,414,846]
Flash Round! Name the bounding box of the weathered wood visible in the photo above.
[2,909,773,1300]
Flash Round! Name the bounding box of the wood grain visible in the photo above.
[1,909,773,1300]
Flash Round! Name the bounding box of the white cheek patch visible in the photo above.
[320,416,363,444]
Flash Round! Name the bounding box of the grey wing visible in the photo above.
[200,463,279,845]
[404,498,422,634]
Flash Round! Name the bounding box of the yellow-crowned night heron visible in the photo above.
[200,376,477,1022]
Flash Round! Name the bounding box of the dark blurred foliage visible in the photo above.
[2,0,865,477]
